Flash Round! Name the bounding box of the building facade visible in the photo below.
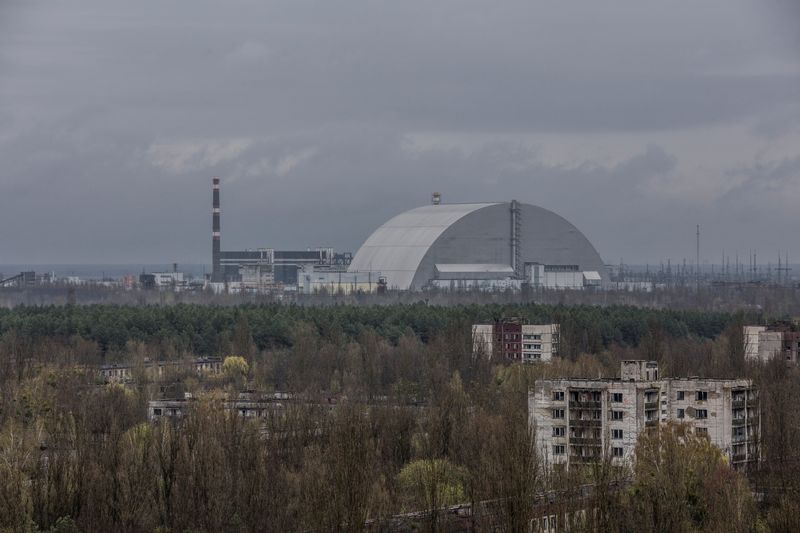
[99,357,222,383]
[744,324,800,365]
[530,361,759,471]
[472,319,559,362]
[148,391,294,422]
[297,267,386,294]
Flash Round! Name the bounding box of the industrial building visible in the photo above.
[744,323,800,365]
[472,318,560,362]
[205,182,608,293]
[530,361,759,471]
[297,268,386,295]
[0,271,41,287]
[348,193,607,291]
[139,271,187,290]
[209,178,359,291]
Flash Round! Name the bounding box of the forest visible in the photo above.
[0,302,798,532]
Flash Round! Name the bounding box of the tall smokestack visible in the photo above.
[212,177,221,281]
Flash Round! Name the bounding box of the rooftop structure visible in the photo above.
[348,199,607,291]
[529,361,759,471]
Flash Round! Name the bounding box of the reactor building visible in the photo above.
[209,178,353,291]
[348,194,608,291]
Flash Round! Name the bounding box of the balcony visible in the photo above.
[645,419,660,427]
[644,401,659,410]
[571,419,602,427]
[732,399,746,409]
[569,400,601,409]
[732,418,746,427]
[570,455,601,464]
[731,454,751,463]
[569,437,602,446]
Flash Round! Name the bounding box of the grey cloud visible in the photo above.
[750,103,800,140]
[0,0,798,264]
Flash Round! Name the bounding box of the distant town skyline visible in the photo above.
[1,0,798,264]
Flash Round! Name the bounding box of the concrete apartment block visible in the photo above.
[472,319,559,362]
[530,361,758,471]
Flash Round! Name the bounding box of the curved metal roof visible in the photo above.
[349,201,607,290]
[348,203,498,289]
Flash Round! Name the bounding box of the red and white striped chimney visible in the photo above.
[212,177,221,281]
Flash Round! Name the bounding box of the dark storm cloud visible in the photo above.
[0,0,798,264]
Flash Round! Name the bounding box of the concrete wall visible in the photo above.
[743,326,766,360]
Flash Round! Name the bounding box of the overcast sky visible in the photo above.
[1,0,798,266]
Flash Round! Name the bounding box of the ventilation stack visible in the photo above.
[212,177,221,281]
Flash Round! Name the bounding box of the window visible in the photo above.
[677,391,685,401]
[552,426,565,437]
[677,408,685,419]
[696,409,708,419]
[153,408,162,416]
[612,429,623,439]
[611,393,623,403]
[532,344,542,350]
[611,410,623,420]
[696,427,708,435]
[553,445,565,455]
[553,391,565,401]
[612,447,624,457]
[696,391,708,401]
[553,409,565,419]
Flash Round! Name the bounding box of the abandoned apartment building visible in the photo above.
[744,322,800,365]
[472,318,560,362]
[530,360,759,471]
[98,356,223,383]
[147,391,296,421]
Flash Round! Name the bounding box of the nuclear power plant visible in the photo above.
[207,177,359,293]
[208,179,608,293]
[348,194,607,291]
